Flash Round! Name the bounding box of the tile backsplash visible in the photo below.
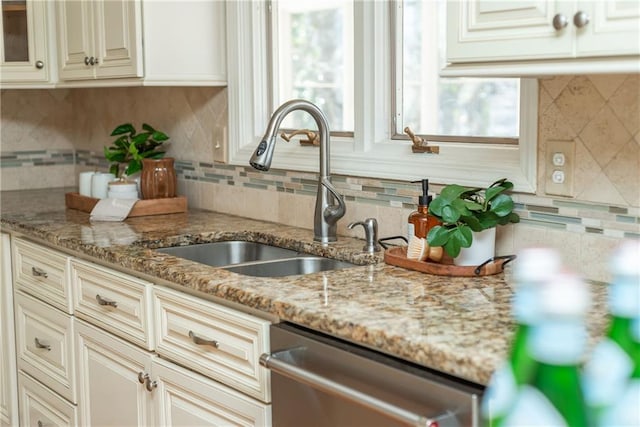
[1,75,639,282]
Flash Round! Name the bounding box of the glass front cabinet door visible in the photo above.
[0,0,53,85]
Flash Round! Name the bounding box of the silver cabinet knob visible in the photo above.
[35,60,44,69]
[89,56,97,65]
[84,56,90,65]
[552,13,568,30]
[574,11,590,28]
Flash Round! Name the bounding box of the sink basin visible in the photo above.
[156,241,357,277]
[225,256,355,277]
[156,241,300,268]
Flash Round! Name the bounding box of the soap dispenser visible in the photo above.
[407,179,440,240]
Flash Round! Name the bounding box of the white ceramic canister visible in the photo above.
[78,171,95,197]
[91,172,116,199]
[107,180,139,200]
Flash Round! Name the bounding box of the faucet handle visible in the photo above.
[348,218,381,253]
[321,177,346,222]
[280,129,319,146]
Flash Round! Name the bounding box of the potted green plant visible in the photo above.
[426,178,520,263]
[104,123,169,178]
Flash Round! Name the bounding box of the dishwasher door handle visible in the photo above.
[260,349,458,427]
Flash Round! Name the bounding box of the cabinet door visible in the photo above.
[0,0,52,84]
[56,0,95,80]
[447,0,574,62]
[92,0,143,79]
[142,0,226,85]
[75,319,154,427]
[1,233,18,426]
[153,358,271,427]
[575,0,640,57]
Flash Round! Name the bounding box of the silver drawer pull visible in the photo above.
[145,377,157,392]
[138,371,149,384]
[188,330,219,348]
[96,294,118,308]
[31,267,48,278]
[34,337,51,351]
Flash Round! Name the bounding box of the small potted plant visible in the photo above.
[104,123,170,178]
[426,178,520,265]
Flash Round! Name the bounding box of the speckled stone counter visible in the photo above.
[0,188,609,386]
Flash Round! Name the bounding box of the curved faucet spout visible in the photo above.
[249,99,346,244]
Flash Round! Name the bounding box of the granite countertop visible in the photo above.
[0,188,609,386]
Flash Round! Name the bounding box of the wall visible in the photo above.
[1,75,639,282]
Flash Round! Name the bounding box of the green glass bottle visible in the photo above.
[584,239,640,426]
[481,248,561,427]
[503,273,590,426]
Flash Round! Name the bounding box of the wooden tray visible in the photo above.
[384,246,513,277]
[65,192,187,217]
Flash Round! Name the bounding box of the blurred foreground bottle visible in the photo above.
[583,239,640,426]
[481,248,561,427]
[502,272,590,426]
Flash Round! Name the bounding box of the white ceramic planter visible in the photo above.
[454,228,496,266]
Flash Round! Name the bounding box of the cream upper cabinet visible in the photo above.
[55,0,226,86]
[0,0,56,87]
[56,0,143,81]
[445,0,640,76]
[142,0,227,86]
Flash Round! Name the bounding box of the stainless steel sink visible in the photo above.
[156,241,357,277]
[156,241,300,268]
[225,256,355,277]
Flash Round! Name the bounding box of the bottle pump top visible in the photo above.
[412,179,431,206]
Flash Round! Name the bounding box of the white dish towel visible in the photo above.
[90,198,138,222]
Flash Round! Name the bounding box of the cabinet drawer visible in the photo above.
[70,258,154,350]
[153,357,271,426]
[12,238,71,314]
[14,291,77,404]
[153,286,271,402]
[18,371,78,427]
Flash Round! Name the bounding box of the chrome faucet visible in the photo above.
[249,99,346,243]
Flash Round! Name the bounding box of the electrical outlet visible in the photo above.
[545,140,575,197]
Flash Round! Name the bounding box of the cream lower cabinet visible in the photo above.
[9,237,271,426]
[1,232,18,426]
[76,314,270,427]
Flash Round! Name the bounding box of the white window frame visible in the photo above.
[226,1,537,192]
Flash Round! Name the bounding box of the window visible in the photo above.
[399,0,519,140]
[226,1,537,192]
[272,0,354,132]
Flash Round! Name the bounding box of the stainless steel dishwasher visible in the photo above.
[260,322,483,427]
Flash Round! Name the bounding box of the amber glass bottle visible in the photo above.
[407,179,440,239]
